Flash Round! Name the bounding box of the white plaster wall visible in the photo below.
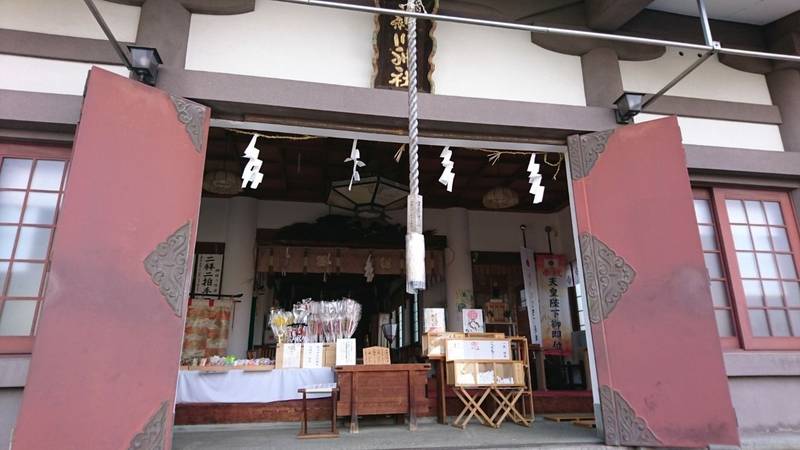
[196,197,230,242]
[634,113,785,151]
[620,47,773,105]
[0,55,129,95]
[728,377,800,432]
[185,1,375,88]
[0,0,140,42]
[432,22,586,106]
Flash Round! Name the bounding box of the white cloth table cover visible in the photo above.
[176,368,334,403]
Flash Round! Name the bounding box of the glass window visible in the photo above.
[0,156,68,340]
[723,196,800,339]
[696,188,800,350]
[692,196,736,338]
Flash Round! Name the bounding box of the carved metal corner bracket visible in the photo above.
[128,401,167,450]
[567,129,613,180]
[579,233,636,324]
[600,385,661,447]
[144,222,192,317]
[169,95,206,153]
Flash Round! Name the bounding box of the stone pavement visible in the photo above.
[172,417,610,450]
[173,417,800,449]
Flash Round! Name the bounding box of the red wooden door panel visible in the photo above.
[569,117,739,447]
[13,68,209,450]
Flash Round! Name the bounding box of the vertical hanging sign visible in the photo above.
[535,254,572,355]
[193,253,223,299]
[372,0,438,92]
[520,247,542,346]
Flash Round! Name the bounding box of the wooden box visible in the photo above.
[362,346,390,365]
[323,343,336,367]
[423,332,506,357]
[446,360,525,387]
[422,332,464,357]
[335,364,430,432]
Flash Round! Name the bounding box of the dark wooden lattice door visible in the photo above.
[13,68,209,449]
[568,117,739,447]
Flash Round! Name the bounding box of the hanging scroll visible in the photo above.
[373,0,438,92]
[535,254,573,355]
[192,242,225,299]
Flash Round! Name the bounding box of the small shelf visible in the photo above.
[446,360,525,387]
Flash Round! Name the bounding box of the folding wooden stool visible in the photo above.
[452,386,495,429]
[488,387,530,428]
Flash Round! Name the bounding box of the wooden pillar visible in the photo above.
[767,68,800,153]
[581,47,624,108]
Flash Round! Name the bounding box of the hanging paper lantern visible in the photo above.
[482,186,520,209]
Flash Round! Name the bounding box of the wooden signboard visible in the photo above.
[363,346,391,365]
[372,0,438,92]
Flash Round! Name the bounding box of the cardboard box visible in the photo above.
[276,342,337,368]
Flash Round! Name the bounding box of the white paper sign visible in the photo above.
[302,343,324,368]
[462,309,485,333]
[281,343,302,368]
[520,247,543,346]
[446,339,510,361]
[424,308,446,333]
[446,340,465,361]
[193,254,223,298]
[335,338,356,366]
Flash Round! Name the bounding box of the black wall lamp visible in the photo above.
[127,46,163,86]
[84,0,162,86]
[614,92,644,124]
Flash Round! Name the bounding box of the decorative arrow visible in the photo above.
[241,135,264,189]
[438,146,454,192]
[527,153,545,204]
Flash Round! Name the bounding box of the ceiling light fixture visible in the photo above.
[327,176,408,220]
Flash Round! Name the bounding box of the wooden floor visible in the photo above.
[542,413,595,423]
[574,420,597,429]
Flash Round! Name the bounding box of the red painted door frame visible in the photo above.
[569,117,739,447]
[13,68,209,450]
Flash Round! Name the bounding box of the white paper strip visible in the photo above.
[364,253,375,283]
[344,139,366,191]
[241,135,264,189]
[438,146,454,192]
[527,153,545,204]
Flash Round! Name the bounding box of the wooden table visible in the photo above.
[334,364,429,433]
[297,386,339,439]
